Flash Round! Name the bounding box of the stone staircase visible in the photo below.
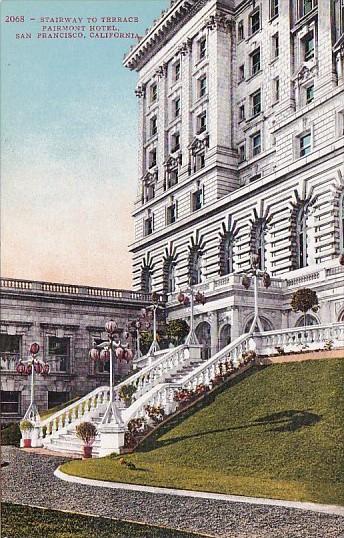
[35,322,344,457]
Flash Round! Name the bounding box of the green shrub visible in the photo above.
[1,423,21,446]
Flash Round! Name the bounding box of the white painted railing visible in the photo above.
[255,322,344,356]
[40,385,110,441]
[40,343,192,442]
[122,333,253,426]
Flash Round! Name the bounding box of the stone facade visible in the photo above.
[124,0,344,353]
[0,278,152,421]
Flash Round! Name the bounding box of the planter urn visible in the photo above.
[83,445,93,459]
[23,438,32,448]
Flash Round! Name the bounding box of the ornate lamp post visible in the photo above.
[147,292,163,355]
[89,320,133,425]
[177,287,205,345]
[241,253,271,333]
[16,343,50,423]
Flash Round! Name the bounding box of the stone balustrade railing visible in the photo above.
[39,344,190,442]
[0,277,153,303]
[255,322,344,355]
[122,333,252,425]
[40,385,110,441]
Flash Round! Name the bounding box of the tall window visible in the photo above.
[272,33,279,59]
[296,206,308,268]
[340,192,344,250]
[301,0,317,17]
[252,220,266,270]
[306,83,314,104]
[150,116,157,136]
[48,337,70,372]
[252,131,261,156]
[270,0,279,17]
[251,48,261,75]
[174,97,181,118]
[148,148,157,168]
[238,143,246,162]
[0,334,21,363]
[144,215,153,235]
[174,60,181,82]
[222,234,234,274]
[197,111,207,134]
[303,31,314,61]
[141,268,152,293]
[238,20,244,41]
[199,37,206,60]
[167,263,176,293]
[300,132,311,157]
[192,188,203,211]
[239,104,245,121]
[171,132,180,152]
[250,9,260,34]
[150,83,157,103]
[199,76,207,97]
[239,64,245,82]
[251,89,261,116]
[166,201,177,224]
[189,250,202,285]
[274,77,280,102]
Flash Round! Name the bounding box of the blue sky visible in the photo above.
[1,0,169,288]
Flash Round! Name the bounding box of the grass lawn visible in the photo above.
[1,503,203,538]
[61,359,344,505]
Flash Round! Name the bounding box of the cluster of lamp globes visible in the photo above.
[241,272,271,290]
[16,343,50,376]
[177,290,206,306]
[88,320,134,363]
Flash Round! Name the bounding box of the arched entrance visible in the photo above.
[295,314,319,327]
[338,309,344,322]
[195,321,211,360]
[218,324,231,350]
[244,316,273,333]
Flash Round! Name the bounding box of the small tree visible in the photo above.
[75,422,97,447]
[291,288,319,326]
[165,319,190,345]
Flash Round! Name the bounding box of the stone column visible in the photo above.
[209,311,218,356]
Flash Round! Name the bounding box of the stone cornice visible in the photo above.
[123,0,209,71]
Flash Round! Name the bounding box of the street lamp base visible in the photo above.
[148,339,160,355]
[185,330,199,346]
[101,400,124,428]
[24,402,40,424]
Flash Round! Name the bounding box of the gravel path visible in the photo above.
[2,446,344,538]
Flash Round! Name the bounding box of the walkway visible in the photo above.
[2,447,344,538]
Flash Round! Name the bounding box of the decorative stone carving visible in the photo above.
[178,38,193,56]
[205,12,233,32]
[155,62,168,78]
[135,85,146,98]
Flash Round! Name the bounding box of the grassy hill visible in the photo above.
[62,359,344,505]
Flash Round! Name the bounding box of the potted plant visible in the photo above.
[118,384,137,406]
[20,419,34,448]
[75,422,97,458]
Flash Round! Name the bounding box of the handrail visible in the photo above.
[254,322,344,338]
[40,344,186,429]
[40,385,109,427]
[178,333,251,386]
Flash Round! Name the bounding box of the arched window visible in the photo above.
[295,314,318,327]
[296,205,308,268]
[167,263,176,293]
[141,267,152,293]
[189,248,202,285]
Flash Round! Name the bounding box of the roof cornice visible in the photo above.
[123,0,210,71]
